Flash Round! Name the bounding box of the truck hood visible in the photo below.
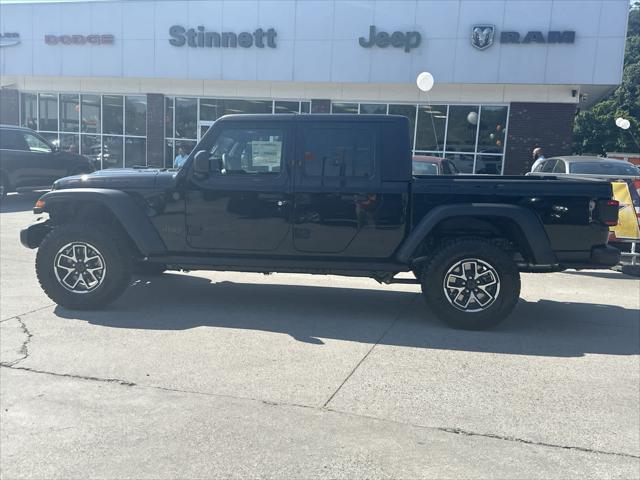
[52,168,178,190]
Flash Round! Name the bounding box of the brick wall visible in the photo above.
[0,89,20,126]
[146,93,165,167]
[504,102,576,175]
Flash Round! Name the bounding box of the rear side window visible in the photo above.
[0,130,28,150]
[552,160,566,173]
[303,127,376,178]
[541,160,557,173]
[570,161,638,176]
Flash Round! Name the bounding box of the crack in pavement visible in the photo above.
[322,294,419,408]
[3,363,639,460]
[2,316,33,367]
[436,426,640,460]
[0,365,136,386]
[2,304,638,462]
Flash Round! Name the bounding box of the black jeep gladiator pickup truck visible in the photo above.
[21,114,620,329]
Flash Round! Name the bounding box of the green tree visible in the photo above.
[573,3,640,154]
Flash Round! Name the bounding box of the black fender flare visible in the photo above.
[36,188,167,255]
[395,203,558,266]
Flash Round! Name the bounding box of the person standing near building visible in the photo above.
[173,147,188,168]
[530,147,546,172]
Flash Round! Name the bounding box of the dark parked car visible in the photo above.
[21,115,620,330]
[412,155,460,175]
[0,125,94,197]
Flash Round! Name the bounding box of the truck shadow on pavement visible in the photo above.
[54,272,640,358]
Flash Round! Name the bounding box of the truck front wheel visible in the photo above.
[36,223,132,309]
[420,239,520,330]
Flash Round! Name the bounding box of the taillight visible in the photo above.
[595,199,619,226]
[633,179,640,198]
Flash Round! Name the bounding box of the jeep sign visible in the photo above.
[359,25,421,53]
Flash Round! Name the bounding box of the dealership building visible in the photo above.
[0,0,630,174]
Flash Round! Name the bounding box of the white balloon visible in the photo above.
[615,117,625,127]
[467,111,479,125]
[416,72,435,92]
[620,119,631,130]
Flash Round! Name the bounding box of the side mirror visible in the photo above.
[193,150,209,174]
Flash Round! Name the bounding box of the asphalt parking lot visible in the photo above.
[1,192,639,479]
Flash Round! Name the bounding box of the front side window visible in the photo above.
[23,132,52,153]
[303,127,375,179]
[206,128,283,175]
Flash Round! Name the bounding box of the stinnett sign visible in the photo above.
[169,26,277,49]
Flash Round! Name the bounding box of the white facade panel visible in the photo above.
[0,0,628,87]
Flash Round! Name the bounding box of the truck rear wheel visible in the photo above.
[420,238,520,330]
[36,223,132,309]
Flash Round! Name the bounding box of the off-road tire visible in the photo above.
[420,238,520,330]
[36,223,132,309]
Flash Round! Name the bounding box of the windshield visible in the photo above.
[569,161,638,176]
[412,161,439,175]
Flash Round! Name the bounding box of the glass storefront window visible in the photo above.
[103,95,123,135]
[416,105,447,152]
[332,102,358,114]
[38,93,58,131]
[475,155,503,175]
[446,106,479,153]
[173,140,196,168]
[200,98,219,121]
[39,132,59,147]
[446,153,475,174]
[175,97,197,139]
[220,99,272,116]
[102,136,123,169]
[360,103,387,115]
[175,140,196,154]
[389,104,417,146]
[275,101,299,114]
[81,135,101,169]
[81,94,101,134]
[21,93,38,130]
[165,97,174,139]
[165,139,174,169]
[59,94,79,132]
[125,96,146,136]
[19,91,511,174]
[59,133,79,154]
[477,106,507,154]
[125,137,146,168]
